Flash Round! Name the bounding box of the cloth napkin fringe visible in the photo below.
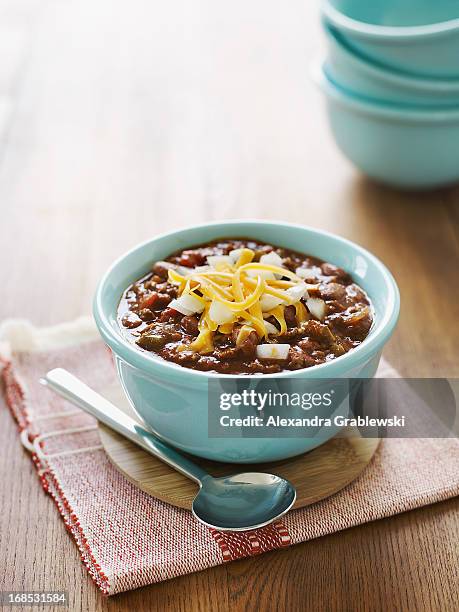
[0,316,98,354]
[0,320,293,594]
[1,357,111,594]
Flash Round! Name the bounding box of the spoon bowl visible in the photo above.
[192,473,296,531]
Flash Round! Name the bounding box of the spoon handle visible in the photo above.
[41,368,209,485]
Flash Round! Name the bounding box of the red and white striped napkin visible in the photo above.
[1,319,458,595]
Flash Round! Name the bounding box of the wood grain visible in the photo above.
[99,418,379,509]
[0,1,458,610]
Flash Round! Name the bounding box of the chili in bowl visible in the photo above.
[94,221,399,463]
[118,239,374,375]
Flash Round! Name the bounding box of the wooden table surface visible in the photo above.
[0,1,458,610]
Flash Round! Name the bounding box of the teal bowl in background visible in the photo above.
[324,24,459,108]
[94,221,399,463]
[323,0,459,78]
[314,61,459,189]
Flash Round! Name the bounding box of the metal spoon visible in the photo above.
[40,368,296,531]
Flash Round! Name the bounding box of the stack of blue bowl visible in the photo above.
[317,0,459,189]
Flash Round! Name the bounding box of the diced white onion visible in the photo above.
[246,269,276,281]
[260,251,284,267]
[306,297,326,320]
[256,344,290,360]
[209,300,234,324]
[264,321,279,336]
[193,265,211,273]
[207,255,233,268]
[260,293,284,312]
[175,265,195,276]
[168,299,192,315]
[260,252,285,279]
[160,262,192,279]
[229,248,244,262]
[169,295,204,315]
[155,260,173,269]
[295,267,317,280]
[286,282,309,302]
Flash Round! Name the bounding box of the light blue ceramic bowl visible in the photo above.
[324,24,459,108]
[323,0,459,78]
[314,62,459,189]
[94,221,399,463]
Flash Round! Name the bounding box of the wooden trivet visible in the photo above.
[98,384,379,510]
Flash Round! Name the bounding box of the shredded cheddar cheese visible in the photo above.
[295,301,309,323]
[219,322,234,334]
[266,305,287,334]
[235,248,255,268]
[236,325,256,346]
[187,328,214,354]
[167,249,311,353]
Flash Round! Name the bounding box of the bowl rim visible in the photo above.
[93,220,400,380]
[323,2,459,40]
[325,23,459,93]
[313,59,459,123]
